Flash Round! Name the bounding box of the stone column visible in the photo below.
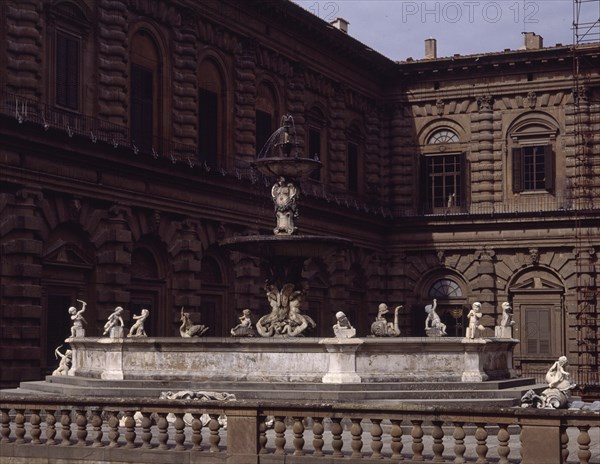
[171,219,202,315]
[234,39,257,164]
[470,95,496,212]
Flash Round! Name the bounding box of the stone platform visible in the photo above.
[66,336,518,383]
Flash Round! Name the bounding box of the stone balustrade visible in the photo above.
[1,395,598,463]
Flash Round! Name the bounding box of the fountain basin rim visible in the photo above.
[219,234,352,258]
[252,157,322,178]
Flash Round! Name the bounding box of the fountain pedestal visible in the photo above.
[320,338,363,384]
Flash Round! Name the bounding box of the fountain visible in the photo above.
[220,115,351,337]
[4,116,526,403]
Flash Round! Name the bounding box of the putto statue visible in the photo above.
[520,356,576,409]
[52,345,72,376]
[128,308,149,337]
[230,309,256,337]
[179,308,209,337]
[332,311,356,338]
[68,299,87,338]
[103,306,125,337]
[371,303,401,337]
[256,283,316,337]
[424,299,447,337]
[465,302,484,339]
[495,301,515,338]
[271,176,298,235]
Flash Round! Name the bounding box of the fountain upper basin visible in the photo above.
[219,234,352,258]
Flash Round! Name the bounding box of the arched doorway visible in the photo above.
[418,274,468,337]
[199,255,229,336]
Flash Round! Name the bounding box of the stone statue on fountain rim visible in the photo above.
[256,282,316,337]
[271,176,298,235]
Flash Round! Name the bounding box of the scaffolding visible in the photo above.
[572,0,599,393]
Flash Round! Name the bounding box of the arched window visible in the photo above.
[508,116,558,193]
[130,29,162,154]
[421,126,466,214]
[198,59,225,167]
[46,1,92,111]
[429,279,463,297]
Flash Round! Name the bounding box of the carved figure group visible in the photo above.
[52,345,72,376]
[68,299,87,338]
[371,303,401,337]
[424,299,447,336]
[256,283,315,337]
[520,356,576,409]
[271,177,299,235]
[128,308,150,337]
[179,308,209,337]
[332,311,356,338]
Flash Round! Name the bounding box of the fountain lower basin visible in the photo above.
[67,336,518,384]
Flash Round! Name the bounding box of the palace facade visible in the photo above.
[1,0,598,390]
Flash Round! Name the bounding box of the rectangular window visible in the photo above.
[131,64,153,154]
[424,153,463,212]
[347,142,359,192]
[56,32,80,110]
[308,128,321,181]
[199,88,218,165]
[512,145,554,192]
[525,307,551,355]
[256,110,272,157]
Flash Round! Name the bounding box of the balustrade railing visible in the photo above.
[1,395,598,463]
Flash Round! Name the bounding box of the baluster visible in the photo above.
[258,416,268,454]
[273,416,286,455]
[292,416,305,456]
[123,410,137,449]
[474,423,488,464]
[371,418,383,459]
[331,417,344,457]
[431,420,444,462]
[208,413,221,453]
[156,413,169,450]
[0,408,11,443]
[453,422,466,464]
[497,423,510,464]
[190,413,202,451]
[577,425,591,464]
[45,409,57,445]
[107,411,120,448]
[312,417,325,457]
[30,410,42,444]
[75,409,87,446]
[560,426,569,463]
[173,413,186,451]
[60,409,72,446]
[350,417,363,458]
[411,419,424,461]
[390,419,403,461]
[90,409,103,447]
[13,409,25,444]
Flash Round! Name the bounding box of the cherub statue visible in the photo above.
[68,299,87,337]
[371,303,401,337]
[179,308,209,337]
[424,299,447,336]
[546,356,576,392]
[333,311,356,338]
[271,176,298,235]
[52,345,72,376]
[465,302,484,339]
[500,301,515,327]
[230,309,256,337]
[128,308,149,337]
[103,306,125,335]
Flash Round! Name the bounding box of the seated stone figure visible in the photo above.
[371,303,401,337]
[545,356,576,392]
[332,311,356,338]
[231,309,256,337]
[424,299,447,336]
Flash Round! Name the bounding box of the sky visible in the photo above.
[292,0,585,60]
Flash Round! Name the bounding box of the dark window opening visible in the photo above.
[256,110,273,157]
[308,128,321,180]
[199,88,218,165]
[131,64,154,154]
[525,307,551,355]
[424,154,463,211]
[512,145,554,192]
[56,32,80,110]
